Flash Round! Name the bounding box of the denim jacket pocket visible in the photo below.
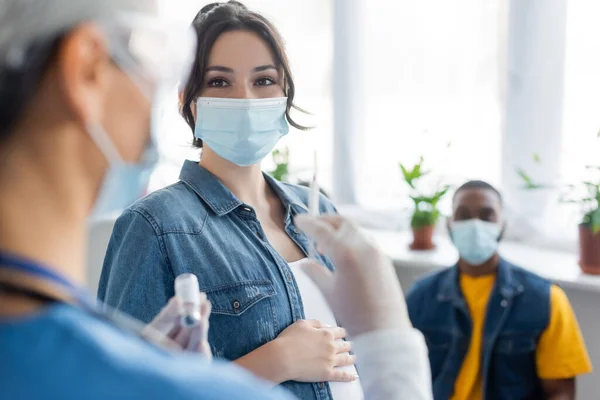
[204,280,279,361]
[493,333,536,355]
[491,333,539,391]
[206,280,277,316]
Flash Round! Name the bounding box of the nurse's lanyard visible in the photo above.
[0,251,178,349]
[0,251,94,308]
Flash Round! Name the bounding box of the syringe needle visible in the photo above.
[308,152,319,258]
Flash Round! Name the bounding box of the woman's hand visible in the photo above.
[144,294,212,360]
[273,319,357,383]
[235,319,356,384]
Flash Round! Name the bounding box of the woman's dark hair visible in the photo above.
[0,35,65,140]
[181,1,309,148]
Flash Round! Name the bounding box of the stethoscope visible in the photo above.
[0,251,179,349]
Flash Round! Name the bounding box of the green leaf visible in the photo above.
[516,168,532,183]
[410,195,432,205]
[592,208,600,235]
[399,163,409,179]
[411,209,440,229]
[270,163,289,182]
[431,185,450,206]
[533,153,541,163]
[399,163,415,189]
[516,168,544,189]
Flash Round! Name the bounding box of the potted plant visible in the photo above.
[400,157,450,250]
[268,146,290,182]
[517,159,600,274]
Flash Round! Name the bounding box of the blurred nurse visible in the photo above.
[0,0,291,398]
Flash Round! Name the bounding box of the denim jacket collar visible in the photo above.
[179,160,309,217]
[437,257,525,306]
[263,173,309,214]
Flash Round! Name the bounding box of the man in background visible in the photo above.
[407,180,592,400]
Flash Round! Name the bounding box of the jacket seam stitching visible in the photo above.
[130,208,175,278]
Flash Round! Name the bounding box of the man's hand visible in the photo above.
[542,378,575,400]
[144,294,212,359]
[295,215,410,337]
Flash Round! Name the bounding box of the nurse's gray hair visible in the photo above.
[180,1,311,149]
[0,0,156,137]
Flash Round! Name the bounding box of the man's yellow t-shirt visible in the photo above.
[450,273,593,400]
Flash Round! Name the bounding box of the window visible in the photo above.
[558,0,600,240]
[357,0,503,215]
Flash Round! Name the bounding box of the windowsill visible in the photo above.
[364,229,600,293]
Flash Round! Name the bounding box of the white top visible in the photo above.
[288,260,364,400]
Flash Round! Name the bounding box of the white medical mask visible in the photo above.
[194,97,290,167]
[87,122,159,219]
[450,219,501,266]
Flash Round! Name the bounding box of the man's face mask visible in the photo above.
[450,219,502,266]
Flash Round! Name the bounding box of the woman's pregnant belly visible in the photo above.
[289,260,364,400]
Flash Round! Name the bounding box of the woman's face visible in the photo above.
[200,30,285,99]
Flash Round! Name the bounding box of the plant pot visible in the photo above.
[410,225,436,250]
[578,224,600,275]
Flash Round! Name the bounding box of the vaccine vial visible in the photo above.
[174,273,201,327]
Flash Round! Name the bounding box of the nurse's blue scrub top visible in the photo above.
[0,303,293,400]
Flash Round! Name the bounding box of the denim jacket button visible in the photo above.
[501,299,508,307]
[232,300,241,310]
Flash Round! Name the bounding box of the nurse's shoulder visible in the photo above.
[0,304,291,400]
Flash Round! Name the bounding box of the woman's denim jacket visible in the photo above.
[99,160,339,400]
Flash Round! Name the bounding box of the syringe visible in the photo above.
[174,273,201,327]
[308,151,319,259]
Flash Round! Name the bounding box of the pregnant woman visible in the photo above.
[99,2,363,399]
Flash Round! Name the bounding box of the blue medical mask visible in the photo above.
[194,97,289,167]
[450,219,501,266]
[87,123,159,219]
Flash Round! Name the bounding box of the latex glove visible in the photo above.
[144,294,212,360]
[295,215,410,338]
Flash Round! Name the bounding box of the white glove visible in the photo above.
[144,294,212,360]
[295,215,410,338]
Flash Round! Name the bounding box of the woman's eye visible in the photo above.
[207,78,229,88]
[256,77,275,86]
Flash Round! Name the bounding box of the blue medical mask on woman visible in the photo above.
[450,219,501,266]
[194,97,289,167]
